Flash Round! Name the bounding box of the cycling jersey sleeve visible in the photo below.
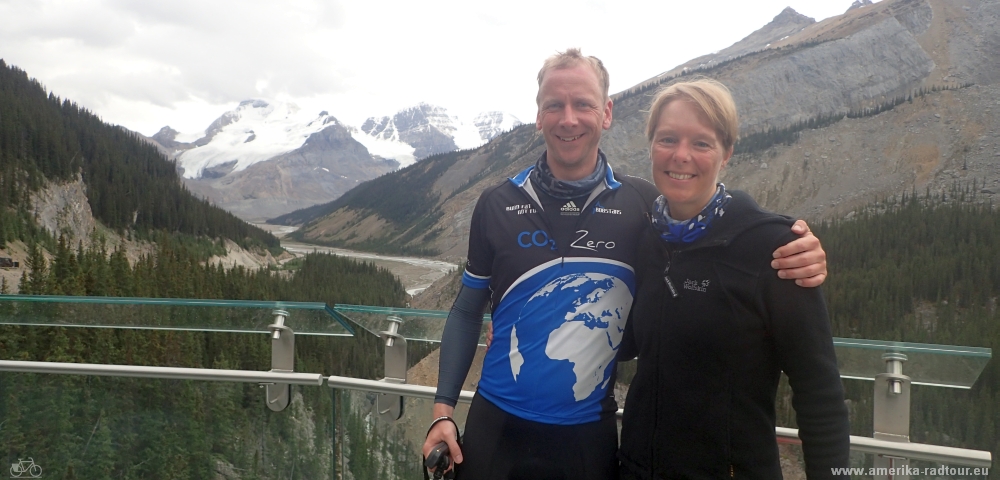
[463,190,494,282]
[435,284,490,406]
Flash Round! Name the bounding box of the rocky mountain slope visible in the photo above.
[282,0,1000,262]
[0,168,278,294]
[662,6,817,77]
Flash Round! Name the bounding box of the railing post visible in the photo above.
[265,309,294,412]
[376,315,406,422]
[873,352,911,480]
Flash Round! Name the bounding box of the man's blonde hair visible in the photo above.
[646,78,739,152]
[536,48,610,105]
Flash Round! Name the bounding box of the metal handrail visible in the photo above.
[774,427,993,468]
[0,359,991,468]
[326,374,476,403]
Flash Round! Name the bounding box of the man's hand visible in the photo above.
[771,219,827,288]
[423,404,463,474]
[485,322,493,351]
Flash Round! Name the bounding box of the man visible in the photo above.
[423,49,827,479]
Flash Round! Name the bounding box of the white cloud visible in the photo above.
[0,0,871,136]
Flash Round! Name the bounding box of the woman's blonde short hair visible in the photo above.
[645,79,739,152]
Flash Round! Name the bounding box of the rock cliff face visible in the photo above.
[729,17,934,130]
[291,0,1000,263]
[641,3,937,135]
[726,83,1000,220]
[29,175,100,244]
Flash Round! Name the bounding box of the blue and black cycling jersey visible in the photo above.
[461,155,659,425]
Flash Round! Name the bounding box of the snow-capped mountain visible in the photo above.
[151,100,397,221]
[161,100,344,179]
[473,111,522,142]
[352,103,521,167]
[148,100,520,221]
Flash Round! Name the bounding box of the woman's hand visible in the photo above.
[771,220,827,287]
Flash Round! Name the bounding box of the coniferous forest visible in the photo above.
[0,237,415,479]
[780,185,999,470]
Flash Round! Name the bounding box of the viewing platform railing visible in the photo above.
[0,295,993,478]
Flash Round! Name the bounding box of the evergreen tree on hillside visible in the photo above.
[800,186,999,463]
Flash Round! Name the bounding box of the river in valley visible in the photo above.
[257,224,457,296]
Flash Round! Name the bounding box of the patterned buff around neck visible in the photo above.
[651,183,733,244]
[530,152,608,200]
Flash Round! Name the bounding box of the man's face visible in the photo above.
[536,64,613,181]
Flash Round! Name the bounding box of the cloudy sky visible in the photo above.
[0,0,871,137]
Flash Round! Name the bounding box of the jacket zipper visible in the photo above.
[663,250,679,298]
[663,263,679,297]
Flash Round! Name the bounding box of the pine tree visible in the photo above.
[24,243,47,294]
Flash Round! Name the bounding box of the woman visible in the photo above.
[618,79,849,479]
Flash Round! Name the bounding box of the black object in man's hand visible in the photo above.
[424,441,455,480]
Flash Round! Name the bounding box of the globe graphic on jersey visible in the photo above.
[510,272,633,402]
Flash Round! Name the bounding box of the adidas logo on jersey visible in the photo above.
[560,201,581,216]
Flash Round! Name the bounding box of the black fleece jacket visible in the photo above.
[618,190,849,480]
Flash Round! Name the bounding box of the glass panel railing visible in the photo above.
[333,385,474,479]
[334,390,459,479]
[0,298,992,477]
[0,371,336,479]
[0,294,355,336]
[832,338,991,389]
[330,306,993,390]
[769,441,893,478]
[333,304,491,344]
[613,337,993,392]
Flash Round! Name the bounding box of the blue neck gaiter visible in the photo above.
[651,183,732,244]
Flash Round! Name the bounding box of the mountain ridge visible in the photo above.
[147,101,521,221]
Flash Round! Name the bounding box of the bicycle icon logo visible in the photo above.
[9,458,41,478]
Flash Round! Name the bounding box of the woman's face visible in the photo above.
[649,100,733,220]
